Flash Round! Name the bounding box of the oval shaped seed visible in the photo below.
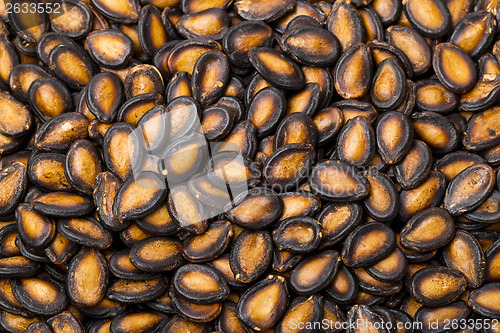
[443,230,485,288]
[274,113,317,149]
[137,5,168,57]
[67,247,108,307]
[411,111,460,154]
[281,26,339,67]
[108,277,166,303]
[409,266,466,306]
[401,207,455,252]
[336,116,375,167]
[110,312,165,333]
[324,264,358,304]
[237,275,289,331]
[85,29,134,69]
[371,59,407,110]
[177,8,230,41]
[48,0,92,38]
[444,164,495,215]
[130,237,184,272]
[182,220,232,262]
[44,232,78,265]
[109,249,159,280]
[309,160,369,201]
[93,172,127,231]
[377,112,414,165]
[217,301,249,333]
[366,248,407,283]
[209,254,247,289]
[222,20,273,68]
[313,106,343,146]
[173,263,229,304]
[85,72,123,123]
[65,140,103,194]
[353,268,402,296]
[262,143,314,190]
[334,43,372,100]
[103,122,143,181]
[416,79,458,114]
[35,112,90,152]
[463,106,500,150]
[433,42,477,94]
[11,275,67,316]
[249,47,304,90]
[230,230,273,283]
[326,1,364,52]
[469,282,500,317]
[91,0,140,24]
[278,191,321,222]
[403,0,452,37]
[0,92,33,138]
[362,170,399,221]
[191,51,230,107]
[272,249,302,273]
[167,185,208,234]
[58,217,112,250]
[273,216,322,254]
[289,250,340,295]
[276,295,323,333]
[9,64,50,102]
[15,203,55,249]
[215,120,257,157]
[159,134,207,184]
[414,301,470,333]
[167,39,221,75]
[386,25,431,76]
[464,190,500,223]
[124,65,164,99]
[28,153,72,192]
[173,293,222,323]
[0,311,39,333]
[28,77,73,122]
[450,11,496,59]
[234,0,295,21]
[48,44,95,90]
[32,192,93,217]
[228,188,283,230]
[246,86,286,137]
[342,222,396,268]
[317,202,362,247]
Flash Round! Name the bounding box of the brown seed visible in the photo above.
[371,59,407,110]
[353,268,402,296]
[0,311,39,333]
[403,0,452,37]
[230,229,273,283]
[28,77,73,122]
[450,11,496,59]
[342,222,396,268]
[362,170,400,222]
[11,275,67,315]
[91,0,140,24]
[9,64,50,102]
[433,42,477,94]
[65,140,104,194]
[444,163,495,215]
[15,203,55,249]
[237,275,289,331]
[317,202,362,247]
[333,43,372,100]
[138,5,169,57]
[336,116,375,167]
[464,190,500,223]
[469,282,500,317]
[234,0,295,21]
[409,266,466,306]
[124,65,164,99]
[182,220,232,262]
[85,29,134,69]
[167,39,221,75]
[67,247,108,308]
[110,312,165,333]
[366,248,408,283]
[327,1,365,52]
[192,51,230,107]
[411,111,460,154]
[360,6,385,42]
[0,91,33,138]
[394,140,432,189]
[85,72,124,123]
[32,192,94,217]
[93,172,127,231]
[48,44,96,90]
[247,86,286,137]
[58,217,112,250]
[34,112,90,152]
[173,263,229,304]
[414,301,470,333]
[276,295,323,333]
[44,232,78,265]
[289,250,340,295]
[130,237,184,272]
[168,185,209,234]
[347,305,387,333]
[324,264,358,304]
[309,160,369,201]
[463,106,500,150]
[416,79,458,114]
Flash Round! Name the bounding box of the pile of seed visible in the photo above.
[0,0,500,331]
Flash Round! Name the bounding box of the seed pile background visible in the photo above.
[0,0,500,331]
